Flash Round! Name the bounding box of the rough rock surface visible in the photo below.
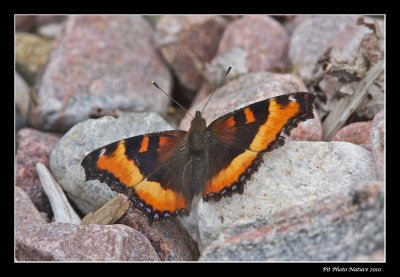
[16,128,61,216]
[195,141,378,251]
[117,208,200,261]
[200,180,383,261]
[15,186,47,227]
[331,121,372,151]
[154,15,227,92]
[218,15,289,73]
[16,223,159,261]
[31,15,172,132]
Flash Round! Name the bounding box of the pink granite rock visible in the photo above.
[154,15,227,92]
[15,186,47,227]
[30,15,172,132]
[332,121,372,151]
[117,208,199,261]
[15,223,160,261]
[15,128,61,216]
[218,15,289,73]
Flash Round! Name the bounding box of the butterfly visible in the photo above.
[81,69,315,224]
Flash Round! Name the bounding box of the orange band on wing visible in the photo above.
[96,140,189,212]
[97,140,143,187]
[249,99,299,152]
[134,180,189,212]
[205,149,258,195]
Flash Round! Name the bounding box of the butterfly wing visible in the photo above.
[81,130,192,223]
[203,92,315,201]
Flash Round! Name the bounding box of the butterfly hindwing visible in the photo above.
[81,130,192,223]
[203,92,315,201]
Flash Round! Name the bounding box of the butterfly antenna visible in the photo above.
[201,65,232,114]
[152,81,194,119]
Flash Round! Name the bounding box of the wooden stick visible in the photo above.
[80,194,129,225]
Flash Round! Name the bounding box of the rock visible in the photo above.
[179,72,322,142]
[331,121,372,151]
[37,22,64,38]
[218,15,289,73]
[195,141,377,251]
[15,187,47,227]
[30,15,172,132]
[154,15,227,92]
[15,223,159,261]
[15,71,30,119]
[117,208,199,261]
[15,128,61,216]
[15,32,53,85]
[370,108,384,181]
[49,112,174,215]
[200,46,249,91]
[200,180,383,261]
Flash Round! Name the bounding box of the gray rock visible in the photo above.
[50,112,174,215]
[15,71,30,119]
[36,22,63,38]
[195,141,378,251]
[16,222,159,261]
[200,180,383,261]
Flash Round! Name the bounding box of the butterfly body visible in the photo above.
[81,92,316,224]
[184,111,210,196]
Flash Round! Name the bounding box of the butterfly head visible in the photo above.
[190,111,207,131]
